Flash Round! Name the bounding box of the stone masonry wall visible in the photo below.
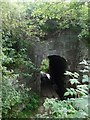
[27,32,88,93]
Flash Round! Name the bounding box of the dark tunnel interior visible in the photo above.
[41,55,67,100]
[48,55,67,99]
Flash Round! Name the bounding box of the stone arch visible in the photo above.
[27,37,88,95]
[34,42,68,94]
[38,53,67,70]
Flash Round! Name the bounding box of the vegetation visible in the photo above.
[36,60,90,119]
[1,0,90,119]
[1,1,39,118]
[40,58,49,72]
[26,1,89,45]
[36,96,88,118]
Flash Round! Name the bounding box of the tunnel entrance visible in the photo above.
[40,55,67,100]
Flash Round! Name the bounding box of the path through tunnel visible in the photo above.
[40,55,67,100]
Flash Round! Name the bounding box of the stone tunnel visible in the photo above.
[27,30,88,99]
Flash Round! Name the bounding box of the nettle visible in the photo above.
[64,59,89,98]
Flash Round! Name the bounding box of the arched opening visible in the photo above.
[40,55,67,100]
[48,55,67,100]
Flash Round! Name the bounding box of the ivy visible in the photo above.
[25,1,89,43]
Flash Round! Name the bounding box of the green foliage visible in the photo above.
[2,50,39,117]
[64,71,88,98]
[13,93,40,118]
[1,1,40,89]
[1,2,39,118]
[69,78,80,85]
[37,64,89,119]
[37,97,89,118]
[1,1,89,119]
[64,71,79,78]
[82,75,89,83]
[40,58,49,72]
[2,61,39,118]
[25,93,39,111]
[2,67,21,117]
[25,1,89,44]
[64,60,89,98]
[64,88,77,97]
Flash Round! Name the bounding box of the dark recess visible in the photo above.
[48,55,67,100]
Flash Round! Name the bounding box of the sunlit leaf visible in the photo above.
[82,75,88,83]
[69,79,80,84]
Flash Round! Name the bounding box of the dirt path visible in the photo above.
[41,79,59,98]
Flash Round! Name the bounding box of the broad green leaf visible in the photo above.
[82,75,88,83]
[64,92,70,96]
[69,79,80,85]
[77,84,88,90]
[73,72,79,78]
